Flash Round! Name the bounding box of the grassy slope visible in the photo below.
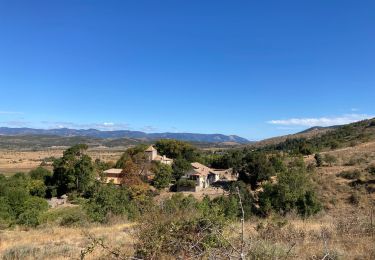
[256,118,375,152]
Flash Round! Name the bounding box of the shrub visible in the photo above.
[40,206,88,227]
[17,209,42,227]
[152,163,173,189]
[135,195,226,259]
[259,163,321,217]
[238,152,276,189]
[175,179,196,189]
[367,164,375,176]
[84,184,138,223]
[337,169,361,180]
[314,153,323,167]
[29,167,52,181]
[28,179,47,197]
[348,192,360,205]
[16,197,49,227]
[324,154,337,166]
[59,208,89,227]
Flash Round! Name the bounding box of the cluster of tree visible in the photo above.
[264,118,375,155]
[0,172,49,227]
[259,158,321,217]
[314,153,337,167]
[0,140,324,230]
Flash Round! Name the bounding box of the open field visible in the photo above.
[0,148,124,174]
[0,223,136,259]
[0,137,374,259]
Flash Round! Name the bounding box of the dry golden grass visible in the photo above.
[0,223,136,259]
[0,148,123,174]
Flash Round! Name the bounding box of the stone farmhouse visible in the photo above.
[181,162,232,192]
[101,146,231,192]
[101,146,173,184]
[144,146,173,165]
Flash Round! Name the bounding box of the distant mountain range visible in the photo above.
[0,127,250,144]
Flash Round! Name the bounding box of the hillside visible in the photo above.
[254,118,375,152]
[0,127,250,144]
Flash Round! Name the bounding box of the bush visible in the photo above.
[238,152,276,189]
[16,197,49,227]
[28,179,47,197]
[152,163,173,189]
[59,208,89,227]
[175,179,196,189]
[348,192,360,205]
[40,206,89,227]
[259,162,321,217]
[17,209,42,227]
[29,167,52,181]
[324,154,337,166]
[314,153,323,167]
[367,164,375,176]
[337,169,361,180]
[84,184,138,223]
[135,194,226,259]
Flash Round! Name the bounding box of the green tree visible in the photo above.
[51,144,95,196]
[152,163,173,189]
[29,167,52,181]
[238,152,275,189]
[314,153,323,167]
[172,158,192,180]
[28,179,47,197]
[259,160,321,217]
[85,184,136,223]
[155,139,198,161]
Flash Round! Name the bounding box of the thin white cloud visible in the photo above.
[268,114,374,127]
[41,121,131,131]
[142,125,158,132]
[0,120,30,127]
[0,111,23,115]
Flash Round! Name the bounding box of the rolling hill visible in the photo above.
[0,127,250,144]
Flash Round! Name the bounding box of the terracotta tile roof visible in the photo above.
[190,162,216,176]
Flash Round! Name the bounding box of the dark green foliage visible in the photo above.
[155,139,198,161]
[175,179,196,189]
[238,152,275,189]
[51,144,95,196]
[367,164,375,176]
[0,197,12,227]
[210,150,244,170]
[269,155,286,173]
[0,174,49,227]
[314,153,323,167]
[17,197,48,227]
[259,160,321,217]
[28,179,47,197]
[264,118,375,153]
[348,192,360,205]
[115,144,148,168]
[84,183,137,223]
[228,181,255,219]
[29,167,52,181]
[172,158,192,180]
[337,169,361,180]
[152,163,173,189]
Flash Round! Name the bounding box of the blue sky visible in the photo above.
[0,1,374,140]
